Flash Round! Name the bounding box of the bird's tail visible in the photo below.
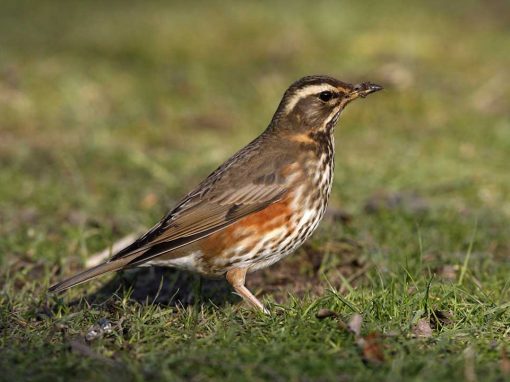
[48,255,137,293]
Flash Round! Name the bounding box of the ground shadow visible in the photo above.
[83,267,240,308]
[77,237,365,308]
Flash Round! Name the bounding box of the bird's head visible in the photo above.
[272,75,382,134]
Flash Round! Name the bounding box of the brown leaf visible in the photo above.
[360,333,385,365]
[316,308,337,320]
[345,313,385,366]
[348,313,363,337]
[413,318,433,338]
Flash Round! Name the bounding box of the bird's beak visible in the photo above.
[347,82,384,100]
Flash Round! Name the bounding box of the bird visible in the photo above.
[49,75,382,313]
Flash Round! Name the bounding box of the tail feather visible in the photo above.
[48,255,136,293]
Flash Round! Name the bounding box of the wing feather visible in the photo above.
[108,137,294,265]
[146,184,286,245]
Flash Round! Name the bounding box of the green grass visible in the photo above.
[1,1,509,381]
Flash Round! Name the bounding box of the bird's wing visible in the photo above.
[109,139,294,266]
[48,177,288,293]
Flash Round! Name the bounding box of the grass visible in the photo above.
[1,0,509,381]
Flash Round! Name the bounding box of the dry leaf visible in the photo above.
[348,313,363,336]
[413,318,433,338]
[360,333,385,365]
[344,313,385,365]
[316,308,337,319]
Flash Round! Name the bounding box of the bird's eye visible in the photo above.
[318,91,334,102]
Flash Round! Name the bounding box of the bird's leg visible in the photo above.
[226,268,269,314]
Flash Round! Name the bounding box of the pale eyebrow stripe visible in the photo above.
[284,84,337,114]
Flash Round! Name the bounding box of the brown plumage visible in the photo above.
[49,75,382,313]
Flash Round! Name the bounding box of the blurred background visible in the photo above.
[1,1,509,380]
[1,0,509,261]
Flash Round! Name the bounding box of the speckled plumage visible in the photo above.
[49,75,382,313]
